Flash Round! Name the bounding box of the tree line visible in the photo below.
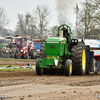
[0,0,100,39]
[0,4,57,39]
[77,0,100,38]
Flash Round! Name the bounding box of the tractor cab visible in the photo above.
[58,24,71,45]
[11,36,27,50]
[57,24,72,52]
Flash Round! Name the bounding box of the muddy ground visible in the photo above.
[0,59,36,65]
[0,59,100,100]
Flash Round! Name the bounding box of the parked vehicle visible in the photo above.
[2,36,37,59]
[19,36,36,59]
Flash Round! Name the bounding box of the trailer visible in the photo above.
[84,39,100,74]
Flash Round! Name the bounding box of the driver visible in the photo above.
[61,27,69,43]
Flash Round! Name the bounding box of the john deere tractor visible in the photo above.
[36,24,86,76]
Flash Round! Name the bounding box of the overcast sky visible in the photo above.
[0,0,84,30]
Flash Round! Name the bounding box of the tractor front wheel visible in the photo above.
[36,59,43,75]
[64,59,72,76]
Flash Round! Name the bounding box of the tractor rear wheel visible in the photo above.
[36,59,43,75]
[6,43,19,58]
[6,43,18,48]
[15,49,19,59]
[70,42,86,75]
[64,59,72,76]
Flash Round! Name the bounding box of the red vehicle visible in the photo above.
[19,36,36,59]
[3,36,36,59]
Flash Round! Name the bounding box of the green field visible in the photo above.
[0,65,35,67]
[0,43,8,47]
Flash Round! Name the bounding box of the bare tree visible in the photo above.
[0,7,9,28]
[15,13,37,38]
[47,25,58,38]
[0,6,10,36]
[25,13,37,38]
[77,0,100,38]
[35,4,51,39]
[15,4,51,39]
[15,14,25,35]
[88,0,100,27]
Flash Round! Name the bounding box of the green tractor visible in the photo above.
[36,24,86,76]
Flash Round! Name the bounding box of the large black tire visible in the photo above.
[0,47,2,57]
[40,43,46,58]
[6,43,19,58]
[14,48,19,59]
[1,48,5,58]
[31,49,36,59]
[39,42,48,74]
[6,43,18,48]
[64,59,72,76]
[36,59,43,75]
[11,48,16,58]
[70,42,86,75]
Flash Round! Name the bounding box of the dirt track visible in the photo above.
[0,59,36,65]
[0,71,100,100]
[0,60,100,100]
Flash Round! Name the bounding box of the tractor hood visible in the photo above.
[46,37,66,42]
[45,37,66,56]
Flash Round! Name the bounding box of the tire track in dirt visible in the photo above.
[0,70,100,87]
[0,59,100,87]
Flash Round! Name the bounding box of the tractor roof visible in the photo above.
[46,37,66,42]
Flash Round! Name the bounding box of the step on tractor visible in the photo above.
[36,24,97,76]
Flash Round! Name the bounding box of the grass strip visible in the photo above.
[0,65,35,67]
[0,68,34,71]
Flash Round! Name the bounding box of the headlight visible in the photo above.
[6,50,9,53]
[20,49,23,53]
